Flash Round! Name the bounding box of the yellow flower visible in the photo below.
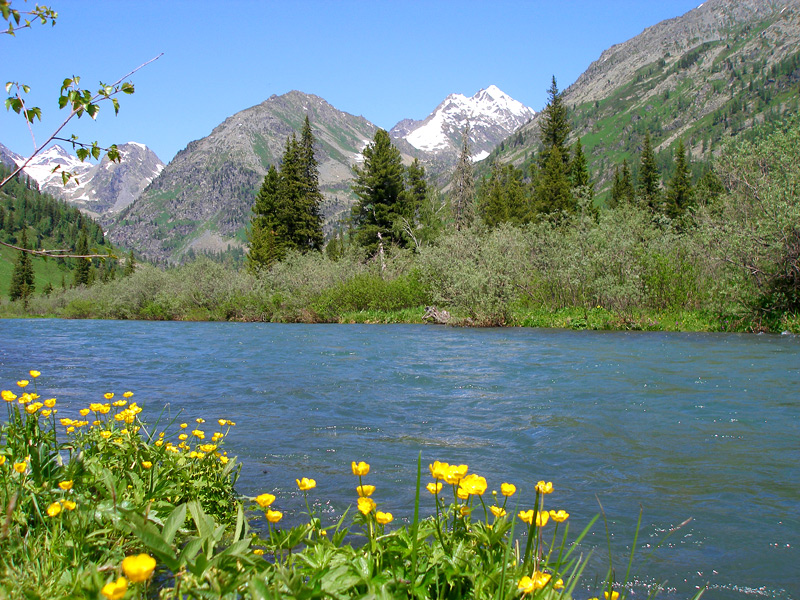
[518,510,534,525]
[500,482,516,497]
[536,511,550,527]
[426,482,443,494]
[122,553,156,583]
[490,506,507,518]
[199,444,217,453]
[141,461,153,469]
[266,509,283,523]
[79,408,90,417]
[1,390,16,402]
[25,402,42,414]
[459,505,471,517]
[518,571,555,594]
[218,418,227,426]
[457,473,487,496]
[296,477,316,491]
[41,409,52,417]
[219,455,229,464]
[100,430,112,439]
[13,461,27,474]
[191,429,205,439]
[604,592,620,600]
[196,417,205,424]
[178,433,188,441]
[549,509,569,522]
[62,499,77,510]
[47,502,62,517]
[67,426,75,433]
[457,487,469,500]
[123,391,133,398]
[357,496,376,515]
[113,400,127,407]
[44,398,56,408]
[375,511,393,524]
[253,548,265,555]
[104,393,114,400]
[0,456,5,466]
[444,464,468,485]
[58,480,74,491]
[17,380,29,388]
[351,461,370,476]
[535,480,554,494]
[356,484,375,497]
[429,460,449,480]
[179,422,188,429]
[29,370,41,378]
[18,393,32,404]
[255,493,276,508]
[101,577,128,600]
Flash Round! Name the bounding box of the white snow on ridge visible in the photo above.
[471,150,490,163]
[403,85,535,153]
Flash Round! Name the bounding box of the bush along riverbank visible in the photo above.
[0,372,703,599]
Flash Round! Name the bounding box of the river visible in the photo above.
[1,319,798,599]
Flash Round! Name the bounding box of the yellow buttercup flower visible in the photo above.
[101,577,128,600]
[357,496,376,515]
[17,380,29,388]
[123,391,134,398]
[255,493,276,508]
[429,460,449,480]
[13,461,27,474]
[457,487,470,500]
[501,482,516,497]
[113,400,126,407]
[178,433,188,441]
[191,429,205,439]
[41,409,52,417]
[58,480,74,491]
[122,553,156,583]
[536,511,550,526]
[18,393,32,404]
[356,484,375,497]
[199,444,217,453]
[457,473,487,496]
[253,548,265,555]
[179,422,188,429]
[0,456,5,466]
[296,477,316,491]
[459,505,471,517]
[490,506,507,518]
[104,393,114,400]
[100,430,112,439]
[196,418,205,424]
[141,461,153,469]
[351,461,370,476]
[219,455,229,464]
[79,408,90,417]
[47,502,62,517]
[518,510,534,525]
[535,480,554,494]
[266,509,283,523]
[375,511,393,524]
[604,591,620,600]
[2,390,16,402]
[218,418,227,426]
[62,499,77,510]
[518,571,556,594]
[29,370,41,378]
[426,482,443,494]
[550,509,569,522]
[44,398,56,408]
[25,402,42,414]
[444,464,468,485]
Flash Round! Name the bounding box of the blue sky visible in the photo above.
[2,0,703,163]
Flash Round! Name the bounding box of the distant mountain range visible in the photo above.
[1,142,164,223]
[4,0,799,263]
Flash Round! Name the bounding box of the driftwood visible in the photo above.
[423,306,450,325]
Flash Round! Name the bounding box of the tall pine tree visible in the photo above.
[610,159,635,207]
[351,129,408,254]
[665,138,694,219]
[451,124,475,230]
[9,228,34,304]
[638,133,661,212]
[536,76,575,214]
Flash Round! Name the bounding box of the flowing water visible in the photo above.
[1,319,798,600]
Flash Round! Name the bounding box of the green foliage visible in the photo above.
[665,139,694,220]
[637,133,661,211]
[8,228,34,303]
[351,129,410,254]
[450,125,475,231]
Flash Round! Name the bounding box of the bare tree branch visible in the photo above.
[0,239,115,259]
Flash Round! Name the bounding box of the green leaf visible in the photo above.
[161,503,186,545]
[248,577,271,600]
[4,82,12,93]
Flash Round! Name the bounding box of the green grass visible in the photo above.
[0,245,71,298]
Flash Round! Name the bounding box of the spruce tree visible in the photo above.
[351,129,408,254]
[9,228,35,304]
[451,124,475,230]
[247,165,283,271]
[665,138,694,219]
[610,159,635,207]
[73,230,91,286]
[405,158,427,217]
[297,116,324,251]
[638,133,661,212]
[536,77,575,214]
[123,249,137,276]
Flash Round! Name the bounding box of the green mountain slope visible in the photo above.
[486,0,800,193]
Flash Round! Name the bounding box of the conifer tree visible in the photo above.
[9,228,34,304]
[665,138,694,219]
[610,159,635,207]
[405,158,428,217]
[297,116,324,251]
[570,138,590,190]
[73,230,92,286]
[451,124,475,230]
[351,129,408,254]
[124,249,137,276]
[247,165,283,271]
[638,133,661,212]
[536,76,575,214]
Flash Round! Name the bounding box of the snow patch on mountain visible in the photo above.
[393,85,535,159]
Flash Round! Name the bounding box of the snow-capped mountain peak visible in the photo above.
[390,85,535,161]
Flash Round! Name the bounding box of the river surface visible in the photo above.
[1,319,798,600]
